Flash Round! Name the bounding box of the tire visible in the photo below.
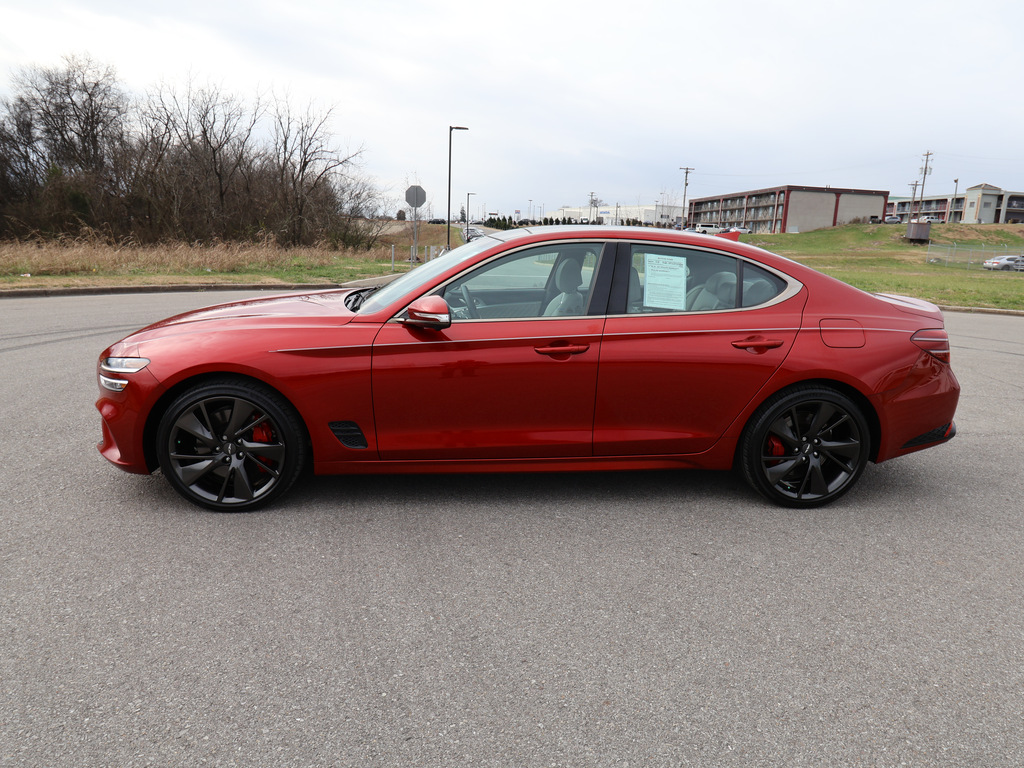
[156,379,307,511]
[740,386,869,508]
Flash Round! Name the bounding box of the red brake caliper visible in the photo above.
[251,421,274,472]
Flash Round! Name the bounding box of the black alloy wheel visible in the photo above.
[740,386,869,508]
[157,380,306,511]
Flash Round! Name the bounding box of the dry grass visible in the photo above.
[4,238,320,274]
[0,222,458,289]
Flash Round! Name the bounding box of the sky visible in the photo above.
[2,0,1023,220]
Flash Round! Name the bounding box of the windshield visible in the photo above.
[358,236,498,314]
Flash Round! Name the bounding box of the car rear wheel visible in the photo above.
[740,386,869,508]
[157,379,307,512]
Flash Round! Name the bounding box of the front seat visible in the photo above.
[543,259,585,316]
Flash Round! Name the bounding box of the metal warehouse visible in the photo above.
[688,185,889,234]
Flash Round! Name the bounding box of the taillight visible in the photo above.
[911,329,951,364]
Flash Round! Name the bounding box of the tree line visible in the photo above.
[0,55,392,248]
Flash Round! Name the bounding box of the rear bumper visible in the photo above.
[872,355,960,463]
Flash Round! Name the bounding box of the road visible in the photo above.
[1,290,1022,767]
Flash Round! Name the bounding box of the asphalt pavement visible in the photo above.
[1,291,1022,767]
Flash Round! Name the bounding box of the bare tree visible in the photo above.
[12,54,128,177]
[0,95,46,200]
[269,96,360,245]
[0,55,392,247]
[149,79,262,239]
[331,170,394,249]
[0,54,130,233]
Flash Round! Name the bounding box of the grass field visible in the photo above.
[2,222,1023,310]
[743,222,1024,310]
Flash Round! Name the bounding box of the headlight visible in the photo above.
[100,357,151,374]
[99,357,150,392]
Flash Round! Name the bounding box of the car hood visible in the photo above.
[127,289,360,341]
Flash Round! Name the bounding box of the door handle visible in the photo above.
[732,336,784,353]
[535,343,590,357]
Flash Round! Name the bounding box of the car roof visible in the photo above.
[478,224,837,288]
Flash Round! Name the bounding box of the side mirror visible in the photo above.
[403,295,451,330]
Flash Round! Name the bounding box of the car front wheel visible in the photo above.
[740,386,869,508]
[157,379,307,511]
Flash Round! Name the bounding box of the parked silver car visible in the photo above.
[982,255,1022,271]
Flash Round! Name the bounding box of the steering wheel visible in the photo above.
[460,284,479,319]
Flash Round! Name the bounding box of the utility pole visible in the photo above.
[919,150,933,216]
[908,180,920,222]
[679,166,694,228]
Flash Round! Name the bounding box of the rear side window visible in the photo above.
[740,262,787,307]
[626,244,785,313]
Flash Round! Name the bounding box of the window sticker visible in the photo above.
[643,253,689,310]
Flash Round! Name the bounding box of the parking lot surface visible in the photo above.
[1,291,1022,766]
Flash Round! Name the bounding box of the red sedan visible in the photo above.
[96,226,959,510]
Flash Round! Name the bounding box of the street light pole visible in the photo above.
[447,126,468,249]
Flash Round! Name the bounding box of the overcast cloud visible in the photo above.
[2,0,1022,219]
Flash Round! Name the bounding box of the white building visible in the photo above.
[886,183,1024,224]
[546,203,684,227]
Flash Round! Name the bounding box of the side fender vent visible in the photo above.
[328,421,368,449]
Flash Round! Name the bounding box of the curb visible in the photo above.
[936,304,1024,316]
[0,274,399,300]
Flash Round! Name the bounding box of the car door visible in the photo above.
[593,241,805,456]
[371,242,611,461]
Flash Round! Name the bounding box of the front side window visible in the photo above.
[626,244,785,313]
[441,243,601,320]
[359,235,496,315]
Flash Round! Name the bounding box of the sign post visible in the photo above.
[405,185,426,261]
